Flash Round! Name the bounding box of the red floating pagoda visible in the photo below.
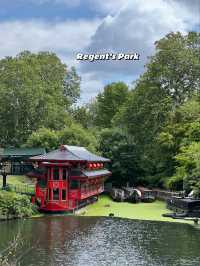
[30,145,111,212]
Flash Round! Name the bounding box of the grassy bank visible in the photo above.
[0,175,34,186]
[81,195,194,224]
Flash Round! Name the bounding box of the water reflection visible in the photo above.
[0,216,200,266]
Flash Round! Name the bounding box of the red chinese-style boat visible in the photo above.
[30,145,111,212]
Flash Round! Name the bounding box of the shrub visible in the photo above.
[166,174,184,191]
[0,190,36,219]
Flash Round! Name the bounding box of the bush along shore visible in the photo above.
[0,190,37,221]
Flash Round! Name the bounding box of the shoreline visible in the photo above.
[31,195,198,225]
[0,188,197,225]
[0,214,198,227]
[79,195,196,225]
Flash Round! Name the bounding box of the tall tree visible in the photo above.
[114,84,173,185]
[112,32,200,187]
[99,128,142,187]
[163,96,200,192]
[143,32,200,105]
[92,82,129,128]
[64,66,81,105]
[172,142,200,197]
[26,123,97,152]
[71,105,93,129]
[0,51,80,146]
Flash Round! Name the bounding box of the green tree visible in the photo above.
[111,32,200,187]
[64,66,81,105]
[25,127,59,151]
[59,123,97,152]
[0,51,79,146]
[114,84,172,185]
[143,32,200,105]
[71,105,92,129]
[170,142,200,197]
[92,82,129,128]
[115,84,172,144]
[99,128,143,187]
[164,96,200,191]
[26,123,97,152]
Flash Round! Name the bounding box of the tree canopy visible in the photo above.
[89,82,129,128]
[26,123,98,152]
[0,51,80,146]
[143,32,200,105]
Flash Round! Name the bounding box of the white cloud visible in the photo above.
[81,0,198,78]
[167,0,200,25]
[93,0,200,20]
[79,72,104,104]
[0,19,100,66]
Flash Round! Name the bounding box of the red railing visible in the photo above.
[80,186,103,199]
[68,186,104,200]
[69,189,81,200]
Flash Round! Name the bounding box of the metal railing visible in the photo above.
[1,184,35,196]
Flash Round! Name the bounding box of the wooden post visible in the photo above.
[2,173,7,188]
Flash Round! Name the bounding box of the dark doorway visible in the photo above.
[62,189,66,200]
[53,188,59,200]
[53,167,59,180]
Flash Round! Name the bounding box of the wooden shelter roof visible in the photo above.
[0,147,46,159]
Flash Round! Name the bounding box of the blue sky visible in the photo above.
[0,1,100,21]
[0,0,199,103]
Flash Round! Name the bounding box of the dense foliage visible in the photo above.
[92,82,129,128]
[0,31,199,196]
[91,32,200,194]
[25,123,98,152]
[0,190,36,219]
[98,128,143,187]
[143,32,200,105]
[0,51,80,147]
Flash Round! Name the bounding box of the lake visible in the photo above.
[0,216,200,266]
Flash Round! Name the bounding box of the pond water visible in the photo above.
[0,216,200,266]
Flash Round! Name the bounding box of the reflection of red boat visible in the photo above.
[136,187,156,202]
[30,145,111,212]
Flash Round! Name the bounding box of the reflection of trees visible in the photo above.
[127,220,200,265]
[0,232,23,265]
[0,217,200,265]
[44,216,99,264]
[0,231,35,266]
[25,216,98,265]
